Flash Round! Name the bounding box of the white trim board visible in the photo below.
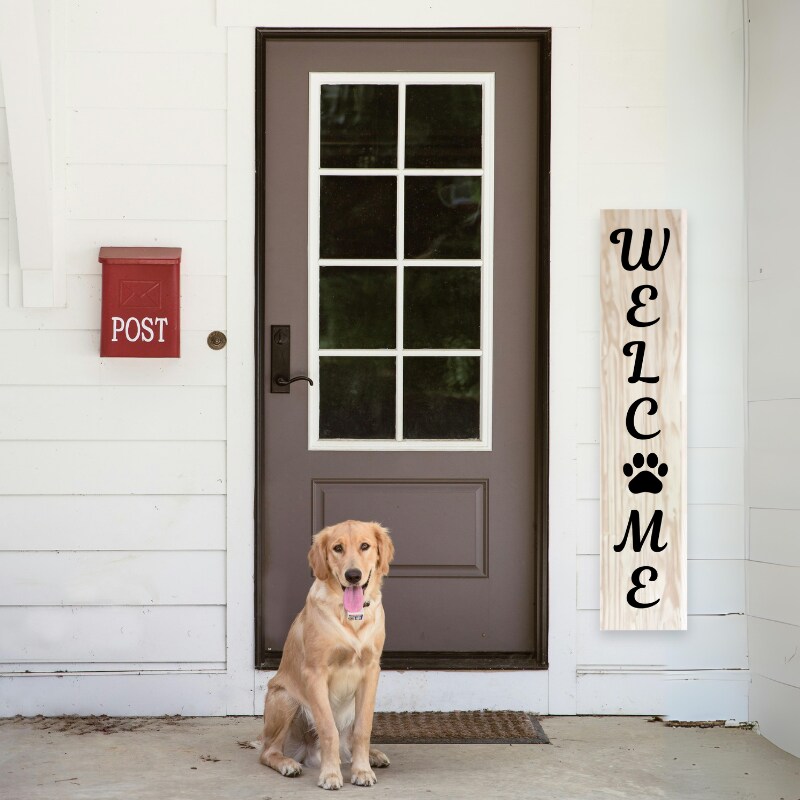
[0,667,750,722]
[546,24,580,714]
[258,670,551,715]
[0,670,547,717]
[222,24,258,715]
[216,0,591,28]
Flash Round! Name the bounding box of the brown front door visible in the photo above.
[256,31,549,667]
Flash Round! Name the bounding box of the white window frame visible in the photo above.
[308,72,494,451]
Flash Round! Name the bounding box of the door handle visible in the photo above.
[270,324,313,393]
[275,375,314,387]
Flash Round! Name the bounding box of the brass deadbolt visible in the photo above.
[207,331,227,350]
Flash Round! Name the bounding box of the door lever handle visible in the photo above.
[275,375,313,387]
[271,324,313,393]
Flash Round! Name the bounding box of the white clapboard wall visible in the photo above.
[747,0,800,757]
[600,210,687,630]
[0,0,228,674]
[0,0,750,721]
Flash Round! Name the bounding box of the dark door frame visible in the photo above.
[254,27,551,670]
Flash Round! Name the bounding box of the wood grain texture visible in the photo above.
[600,209,687,629]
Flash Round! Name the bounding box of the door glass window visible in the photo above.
[309,72,494,450]
[320,84,399,168]
[405,84,483,168]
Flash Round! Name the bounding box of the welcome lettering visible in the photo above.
[600,210,687,631]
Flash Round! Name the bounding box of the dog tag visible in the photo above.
[347,612,364,621]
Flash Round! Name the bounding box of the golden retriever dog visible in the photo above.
[259,520,395,790]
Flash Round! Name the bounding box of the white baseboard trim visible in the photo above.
[0,668,751,721]
[256,670,550,714]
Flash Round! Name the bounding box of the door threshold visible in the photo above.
[258,652,545,671]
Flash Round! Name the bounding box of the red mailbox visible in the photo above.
[99,247,181,358]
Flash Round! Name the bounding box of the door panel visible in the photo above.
[257,34,548,663]
[312,480,488,578]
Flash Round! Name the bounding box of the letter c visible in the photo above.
[626,397,660,440]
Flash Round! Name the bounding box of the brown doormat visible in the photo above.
[370,711,549,745]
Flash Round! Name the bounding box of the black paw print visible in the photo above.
[623,452,668,495]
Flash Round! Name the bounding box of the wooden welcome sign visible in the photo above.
[600,210,687,630]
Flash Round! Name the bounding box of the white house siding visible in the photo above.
[0,73,7,286]
[573,0,748,719]
[0,0,229,681]
[0,0,750,720]
[746,0,800,759]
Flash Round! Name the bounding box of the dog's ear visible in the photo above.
[372,523,395,577]
[308,528,330,581]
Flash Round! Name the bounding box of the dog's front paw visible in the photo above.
[279,759,302,777]
[369,748,390,768]
[351,766,377,787]
[318,769,344,790]
[261,751,302,777]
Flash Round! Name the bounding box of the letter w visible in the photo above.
[614,510,667,552]
[610,227,670,271]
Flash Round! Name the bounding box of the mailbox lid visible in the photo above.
[99,246,182,266]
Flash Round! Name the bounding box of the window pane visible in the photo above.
[405,84,482,168]
[404,267,480,349]
[320,176,396,259]
[321,84,398,168]
[320,357,396,439]
[320,267,396,349]
[403,357,480,439]
[404,176,481,259]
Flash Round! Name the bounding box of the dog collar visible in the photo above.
[363,571,372,605]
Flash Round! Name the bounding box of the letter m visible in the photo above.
[613,510,667,552]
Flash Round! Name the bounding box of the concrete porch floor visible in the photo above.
[1,715,799,800]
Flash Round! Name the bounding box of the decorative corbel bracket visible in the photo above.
[0,0,65,307]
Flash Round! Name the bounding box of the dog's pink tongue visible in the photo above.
[343,585,364,615]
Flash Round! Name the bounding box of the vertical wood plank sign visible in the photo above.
[600,210,687,630]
